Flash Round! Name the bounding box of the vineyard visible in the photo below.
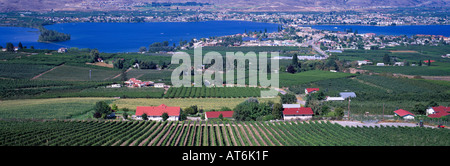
[163,86,266,98]
[1,120,448,146]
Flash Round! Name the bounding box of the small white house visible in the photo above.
[154,83,165,88]
[376,63,385,66]
[394,109,415,120]
[394,62,404,66]
[326,96,345,101]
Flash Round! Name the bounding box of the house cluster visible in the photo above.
[132,104,235,121]
[393,106,449,120]
[124,78,158,88]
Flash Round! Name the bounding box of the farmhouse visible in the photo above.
[427,106,450,118]
[134,104,181,121]
[154,83,165,88]
[283,107,314,121]
[394,109,415,120]
[376,63,385,66]
[205,111,234,120]
[305,88,320,94]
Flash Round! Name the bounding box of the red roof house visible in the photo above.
[205,111,234,120]
[427,106,450,118]
[283,107,314,120]
[305,88,320,94]
[394,109,415,120]
[135,104,180,121]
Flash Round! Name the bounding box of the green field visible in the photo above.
[1,120,448,146]
[113,97,280,111]
[0,97,114,119]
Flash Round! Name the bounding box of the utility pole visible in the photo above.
[89,69,92,80]
[347,98,351,120]
[382,103,385,121]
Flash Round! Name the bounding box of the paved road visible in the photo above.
[306,39,329,58]
[331,120,436,128]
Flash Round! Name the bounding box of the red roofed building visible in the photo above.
[423,60,435,63]
[205,111,234,120]
[305,88,320,94]
[283,107,314,120]
[394,109,415,120]
[134,104,180,121]
[427,106,450,118]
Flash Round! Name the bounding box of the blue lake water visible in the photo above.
[1,22,449,53]
[0,21,279,53]
[310,25,450,37]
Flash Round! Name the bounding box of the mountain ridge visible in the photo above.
[1,0,449,12]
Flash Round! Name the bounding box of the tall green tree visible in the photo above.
[272,103,283,120]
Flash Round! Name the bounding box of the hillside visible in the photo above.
[1,0,449,12]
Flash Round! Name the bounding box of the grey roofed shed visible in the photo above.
[339,92,356,99]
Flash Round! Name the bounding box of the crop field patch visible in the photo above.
[36,65,121,81]
[1,120,448,146]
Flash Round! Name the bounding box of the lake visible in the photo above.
[310,25,450,37]
[1,22,449,53]
[0,21,279,53]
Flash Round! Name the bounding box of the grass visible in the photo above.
[279,70,355,87]
[36,65,121,81]
[0,97,114,120]
[112,97,280,111]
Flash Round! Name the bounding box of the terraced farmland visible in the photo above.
[1,120,448,146]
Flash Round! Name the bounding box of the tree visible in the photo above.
[162,112,169,121]
[334,107,344,119]
[272,103,283,120]
[90,49,100,62]
[94,101,112,119]
[122,108,130,120]
[286,65,296,74]
[292,53,299,67]
[280,93,297,104]
[427,59,431,66]
[218,113,224,121]
[412,103,427,115]
[142,113,148,120]
[383,53,391,64]
[18,42,23,50]
[139,46,147,53]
